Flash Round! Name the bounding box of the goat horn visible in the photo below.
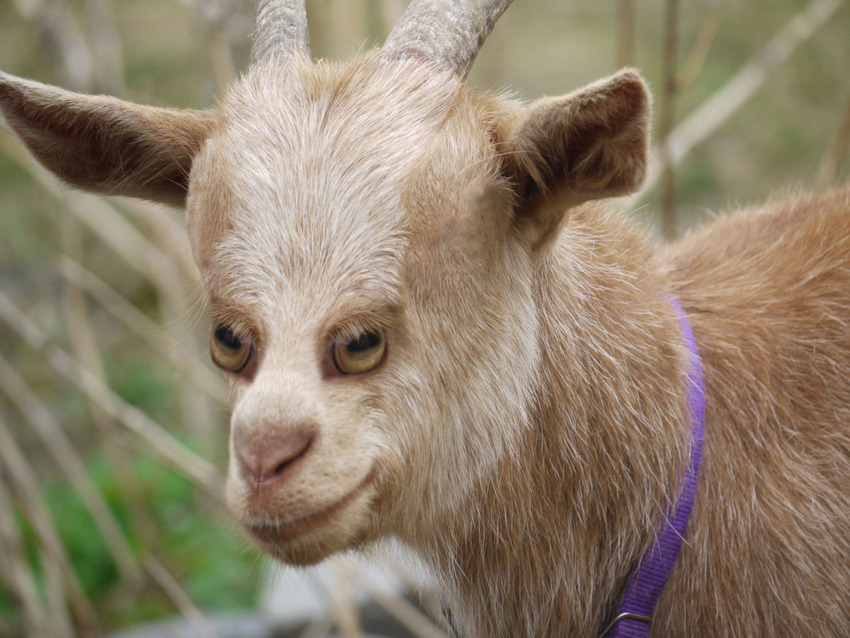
[251,0,310,66]
[383,0,513,78]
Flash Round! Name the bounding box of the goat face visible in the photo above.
[188,56,540,563]
[0,5,650,567]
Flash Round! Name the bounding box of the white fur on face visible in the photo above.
[186,55,538,564]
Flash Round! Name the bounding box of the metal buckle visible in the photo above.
[598,612,652,637]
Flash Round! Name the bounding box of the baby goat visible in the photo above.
[2,0,849,635]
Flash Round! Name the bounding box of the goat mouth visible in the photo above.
[245,468,376,545]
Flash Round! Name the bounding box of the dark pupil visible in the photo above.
[346,331,380,353]
[215,326,242,351]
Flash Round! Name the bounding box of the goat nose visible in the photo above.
[235,426,315,485]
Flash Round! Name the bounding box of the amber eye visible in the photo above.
[210,324,254,373]
[331,329,386,376]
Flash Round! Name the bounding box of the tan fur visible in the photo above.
[2,42,850,638]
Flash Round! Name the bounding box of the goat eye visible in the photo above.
[210,324,254,373]
[331,329,386,376]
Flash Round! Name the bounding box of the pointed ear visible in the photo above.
[504,69,651,246]
[0,71,214,208]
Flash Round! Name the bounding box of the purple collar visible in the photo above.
[599,298,706,637]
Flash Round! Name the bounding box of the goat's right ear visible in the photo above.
[503,69,651,248]
[0,71,214,208]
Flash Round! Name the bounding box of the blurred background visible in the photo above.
[0,0,848,636]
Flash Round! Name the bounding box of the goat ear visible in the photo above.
[504,69,651,247]
[0,71,213,208]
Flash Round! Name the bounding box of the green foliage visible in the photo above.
[46,478,121,596]
[2,451,261,631]
[103,356,178,424]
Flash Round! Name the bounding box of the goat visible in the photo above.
[2,0,849,635]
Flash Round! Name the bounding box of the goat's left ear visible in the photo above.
[0,71,214,208]
[503,69,651,247]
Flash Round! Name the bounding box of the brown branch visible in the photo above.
[357,575,450,638]
[677,0,728,90]
[375,551,449,631]
[113,201,219,451]
[183,0,239,89]
[58,257,227,405]
[0,475,56,637]
[3,282,223,631]
[815,95,850,188]
[0,353,144,588]
[642,0,847,195]
[0,133,187,305]
[61,244,114,433]
[0,289,223,498]
[616,0,636,69]
[12,0,97,91]
[0,413,98,637]
[296,617,334,638]
[84,0,127,94]
[660,0,681,240]
[144,555,218,638]
[331,558,363,638]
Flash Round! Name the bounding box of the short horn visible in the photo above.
[383,0,513,78]
[251,0,310,66]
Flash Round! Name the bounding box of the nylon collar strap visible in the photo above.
[599,298,706,637]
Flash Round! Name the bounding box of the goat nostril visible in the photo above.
[236,427,315,485]
[272,434,312,477]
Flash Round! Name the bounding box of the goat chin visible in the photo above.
[233,473,379,567]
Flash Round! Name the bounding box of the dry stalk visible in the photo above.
[331,557,363,638]
[83,0,126,94]
[143,555,219,638]
[296,617,333,638]
[377,553,447,630]
[12,0,96,91]
[309,0,369,59]
[118,202,217,451]
[0,289,222,498]
[59,221,180,589]
[0,412,98,637]
[82,199,219,450]
[0,474,55,637]
[0,353,144,587]
[10,259,220,630]
[59,257,227,405]
[1,115,211,447]
[99,204,213,452]
[39,534,77,638]
[182,0,241,88]
[119,200,201,287]
[356,574,450,638]
[61,241,114,433]
[677,0,728,90]
[206,15,239,87]
[0,132,186,308]
[642,0,847,194]
[207,21,239,88]
[307,0,331,58]
[815,95,850,188]
[9,0,42,20]
[660,0,680,240]
[616,0,636,69]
